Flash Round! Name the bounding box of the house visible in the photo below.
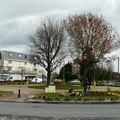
[0,50,42,81]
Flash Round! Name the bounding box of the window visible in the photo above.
[18,54,21,57]
[24,55,27,59]
[9,53,12,57]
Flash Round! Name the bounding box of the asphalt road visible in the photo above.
[0,102,120,119]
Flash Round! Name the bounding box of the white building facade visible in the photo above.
[0,50,41,81]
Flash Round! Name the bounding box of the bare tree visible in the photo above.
[64,13,119,93]
[29,17,65,85]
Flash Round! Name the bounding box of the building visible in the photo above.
[0,50,41,81]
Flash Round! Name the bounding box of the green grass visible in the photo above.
[0,81,27,85]
[0,90,13,96]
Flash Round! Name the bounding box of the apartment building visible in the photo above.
[0,50,41,81]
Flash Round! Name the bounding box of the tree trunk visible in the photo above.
[47,65,51,86]
[81,62,87,95]
[83,78,87,94]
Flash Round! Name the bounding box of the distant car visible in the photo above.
[31,78,43,83]
[107,82,116,86]
[70,79,81,84]
[54,79,62,82]
[0,79,4,82]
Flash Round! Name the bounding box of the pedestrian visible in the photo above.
[93,80,96,89]
[87,81,91,90]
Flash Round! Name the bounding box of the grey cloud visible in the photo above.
[0,0,120,52]
[0,15,40,48]
[0,0,109,20]
[0,21,26,46]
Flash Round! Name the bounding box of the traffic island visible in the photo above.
[25,91,120,104]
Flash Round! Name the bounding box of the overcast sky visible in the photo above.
[0,0,120,53]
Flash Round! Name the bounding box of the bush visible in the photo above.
[63,97,71,101]
[87,91,111,96]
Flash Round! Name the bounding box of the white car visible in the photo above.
[107,82,115,86]
[70,79,81,84]
[31,78,43,83]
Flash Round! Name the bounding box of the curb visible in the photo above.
[25,99,120,104]
[1,99,120,104]
[0,100,25,103]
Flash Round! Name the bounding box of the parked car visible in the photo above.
[107,82,116,86]
[0,79,5,82]
[31,77,43,83]
[70,79,81,84]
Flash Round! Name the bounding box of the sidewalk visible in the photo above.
[90,86,120,91]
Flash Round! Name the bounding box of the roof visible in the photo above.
[0,50,32,62]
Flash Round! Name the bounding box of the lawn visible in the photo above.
[0,90,13,96]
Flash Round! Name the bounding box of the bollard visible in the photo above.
[18,89,21,98]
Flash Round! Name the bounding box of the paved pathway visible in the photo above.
[91,86,120,91]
